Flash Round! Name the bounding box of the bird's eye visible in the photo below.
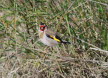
[40,27,44,29]
[40,26,45,31]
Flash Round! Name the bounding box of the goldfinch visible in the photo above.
[38,22,70,46]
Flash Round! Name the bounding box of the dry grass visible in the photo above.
[0,0,108,78]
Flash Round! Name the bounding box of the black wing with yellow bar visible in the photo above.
[46,34,62,43]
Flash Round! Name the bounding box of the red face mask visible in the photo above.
[40,25,46,31]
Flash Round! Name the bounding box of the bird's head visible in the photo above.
[40,22,47,31]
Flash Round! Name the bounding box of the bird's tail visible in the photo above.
[61,41,71,44]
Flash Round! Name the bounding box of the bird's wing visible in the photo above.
[45,29,62,42]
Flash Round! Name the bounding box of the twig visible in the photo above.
[76,37,108,55]
[90,47,108,55]
[88,0,108,7]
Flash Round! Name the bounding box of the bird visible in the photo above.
[38,22,70,47]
